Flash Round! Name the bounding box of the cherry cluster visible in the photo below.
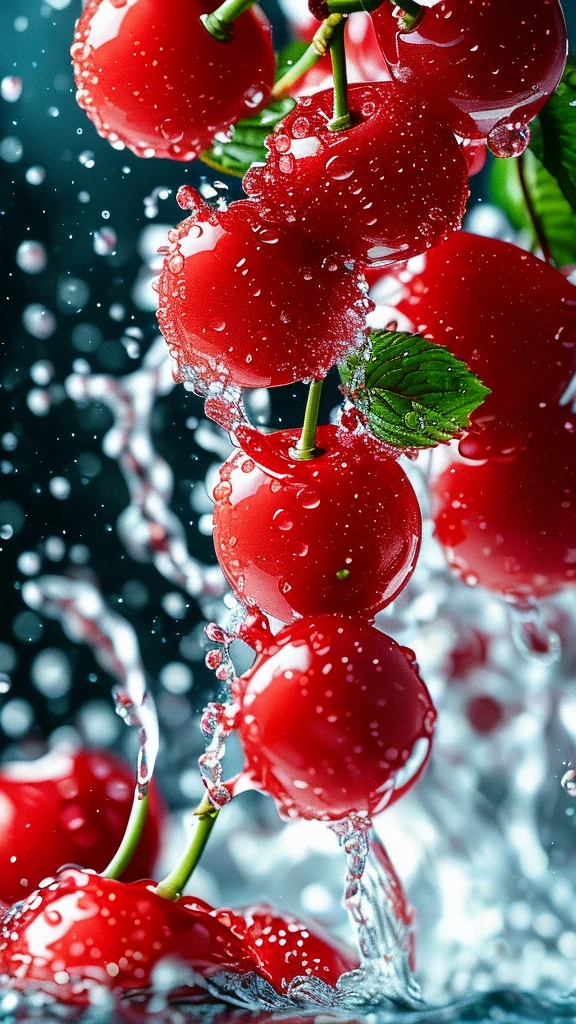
[403,233,576,601]
[1,0,573,1006]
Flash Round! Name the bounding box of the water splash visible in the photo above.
[21,575,158,794]
[65,337,224,601]
[330,817,422,1008]
[198,701,240,808]
[198,620,244,806]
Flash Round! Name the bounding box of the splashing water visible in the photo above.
[198,619,244,806]
[65,337,224,601]
[198,701,239,808]
[330,818,423,1009]
[21,576,159,794]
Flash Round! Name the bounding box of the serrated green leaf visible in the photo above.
[339,330,490,450]
[489,149,576,268]
[529,56,576,213]
[199,96,295,178]
[198,41,307,178]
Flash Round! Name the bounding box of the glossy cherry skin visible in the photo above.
[0,869,259,999]
[209,903,359,992]
[461,139,486,178]
[244,83,468,269]
[157,195,369,389]
[234,615,436,821]
[372,0,567,140]
[393,233,576,458]
[71,0,275,161]
[0,749,164,907]
[432,410,576,601]
[212,424,421,623]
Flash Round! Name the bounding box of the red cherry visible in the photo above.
[208,903,359,992]
[212,424,421,623]
[157,197,369,389]
[244,83,468,269]
[466,695,504,735]
[372,0,567,140]
[0,749,164,906]
[432,410,576,601]
[234,615,436,821]
[448,629,490,681]
[71,0,275,161]
[392,233,576,457]
[0,869,258,999]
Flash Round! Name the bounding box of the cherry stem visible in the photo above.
[154,793,219,901]
[329,17,351,131]
[201,0,254,41]
[272,14,344,100]
[101,789,149,881]
[290,379,324,461]
[517,153,553,266]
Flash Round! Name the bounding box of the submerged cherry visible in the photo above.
[244,83,468,268]
[157,196,369,389]
[212,424,421,623]
[209,903,359,991]
[234,615,436,822]
[0,749,164,907]
[393,233,576,458]
[71,0,275,160]
[432,410,576,601]
[372,0,567,140]
[0,869,258,999]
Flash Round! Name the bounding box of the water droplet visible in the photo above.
[325,154,355,180]
[297,486,321,509]
[487,119,531,159]
[274,133,291,154]
[290,117,310,139]
[272,509,293,531]
[244,85,265,109]
[562,768,576,796]
[160,118,184,143]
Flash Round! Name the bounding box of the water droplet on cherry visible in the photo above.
[487,119,531,159]
[325,155,355,181]
[160,119,184,143]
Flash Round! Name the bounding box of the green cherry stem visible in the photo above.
[290,379,325,461]
[201,0,254,41]
[154,793,219,901]
[329,17,350,131]
[101,789,149,881]
[272,14,344,100]
[517,153,553,267]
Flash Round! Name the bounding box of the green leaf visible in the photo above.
[198,41,308,178]
[529,56,576,213]
[274,40,310,82]
[339,330,490,450]
[489,150,576,268]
